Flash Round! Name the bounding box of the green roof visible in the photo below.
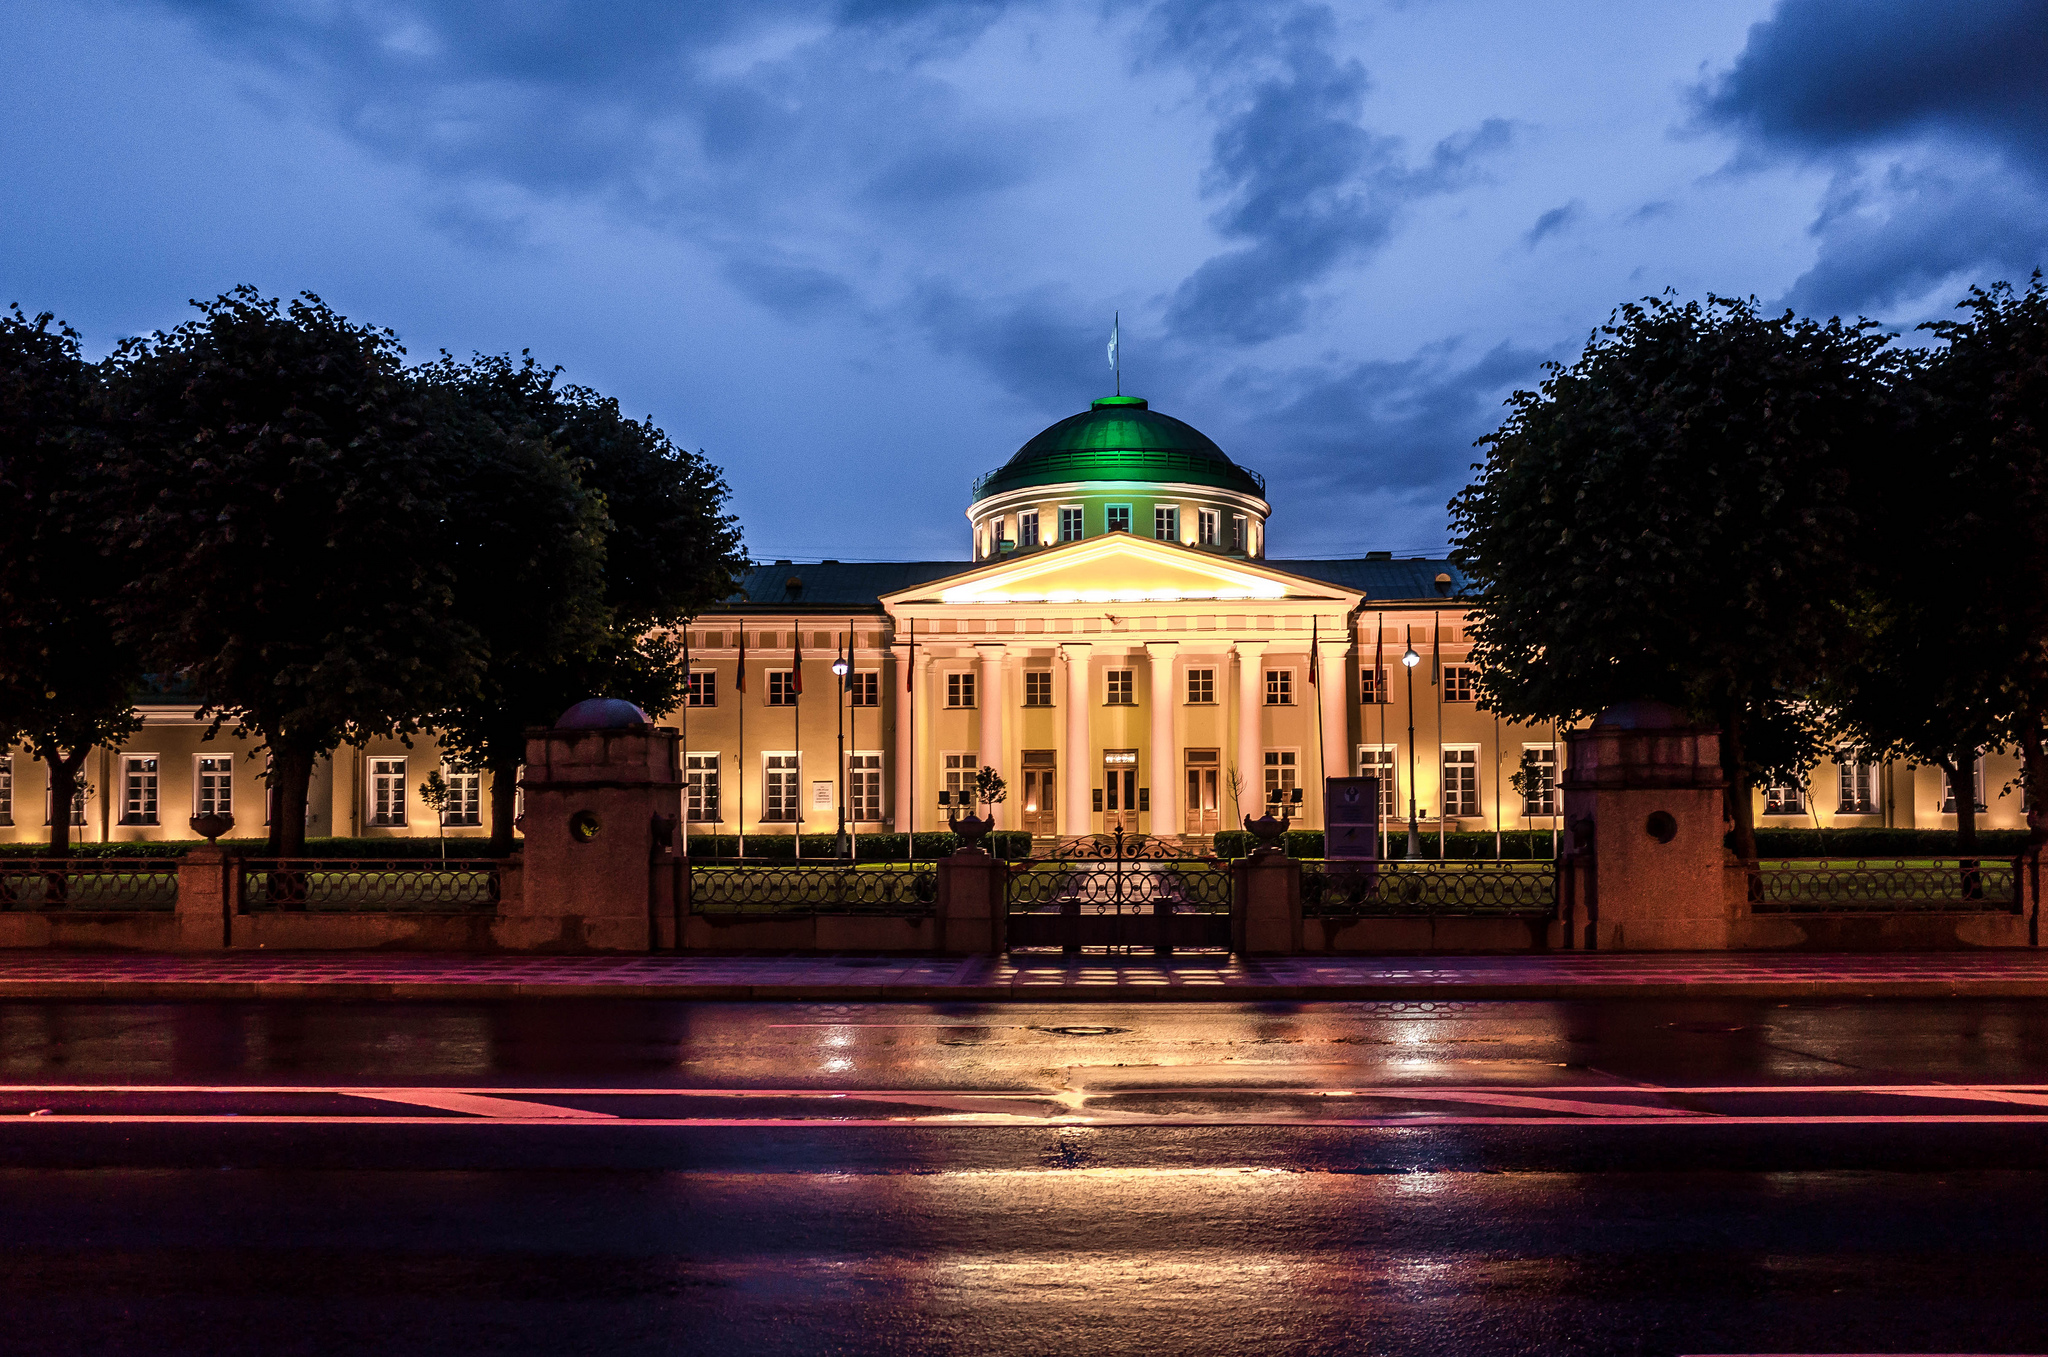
[971,396,1265,502]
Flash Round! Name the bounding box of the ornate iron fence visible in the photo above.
[1747,858,2020,914]
[1005,830,1233,954]
[1300,860,1556,917]
[240,859,503,912]
[687,863,940,915]
[0,858,180,911]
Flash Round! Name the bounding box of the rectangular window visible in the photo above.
[848,754,882,822]
[370,758,407,827]
[1837,748,1879,815]
[1940,758,1986,813]
[1059,506,1084,542]
[1019,511,1039,548]
[1442,665,1476,703]
[684,670,716,707]
[0,755,11,826]
[941,752,974,814]
[1357,747,1398,819]
[1186,668,1215,704]
[1442,748,1479,817]
[121,756,159,826]
[763,754,801,822]
[1154,505,1179,541]
[1265,669,1293,706]
[1520,746,1559,817]
[1763,778,1807,816]
[1360,666,1389,705]
[1263,750,1299,819]
[1198,509,1219,546]
[947,672,976,708]
[1105,505,1131,534]
[440,764,482,826]
[766,670,798,706]
[848,671,879,707]
[1231,514,1248,551]
[1023,671,1053,707]
[195,756,233,818]
[1105,669,1134,705]
[687,753,721,823]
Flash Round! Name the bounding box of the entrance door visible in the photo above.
[1102,750,1139,832]
[1022,751,1057,835]
[1184,749,1220,835]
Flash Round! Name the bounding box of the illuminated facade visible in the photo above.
[1,393,2029,845]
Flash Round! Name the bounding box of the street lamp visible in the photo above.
[832,649,851,858]
[1401,639,1422,858]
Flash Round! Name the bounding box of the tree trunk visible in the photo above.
[1720,706,1758,863]
[489,760,521,857]
[2023,710,2048,852]
[268,740,316,858]
[1944,752,1982,900]
[42,748,86,857]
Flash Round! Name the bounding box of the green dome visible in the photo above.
[971,396,1266,503]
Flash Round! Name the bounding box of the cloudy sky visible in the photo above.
[5,1,2046,563]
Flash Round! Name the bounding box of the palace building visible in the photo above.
[1,394,2028,846]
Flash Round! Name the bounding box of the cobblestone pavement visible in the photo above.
[2,949,2046,999]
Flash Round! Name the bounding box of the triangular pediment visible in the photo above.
[879,535,1354,607]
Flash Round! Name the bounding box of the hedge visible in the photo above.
[1205,826,2035,861]
[1211,828,1563,860]
[683,831,1033,861]
[0,836,505,860]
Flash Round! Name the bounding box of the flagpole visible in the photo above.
[1310,615,1323,830]
[681,632,690,863]
[793,623,803,860]
[906,617,916,861]
[1434,610,1444,861]
[737,628,747,861]
[1375,612,1386,862]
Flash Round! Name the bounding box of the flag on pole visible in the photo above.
[1308,616,1319,687]
[735,630,747,692]
[1107,315,1119,370]
[792,628,804,695]
[906,618,915,691]
[1107,312,1120,395]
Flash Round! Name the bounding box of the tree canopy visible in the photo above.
[1450,294,1901,858]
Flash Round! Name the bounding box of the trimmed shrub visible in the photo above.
[0,836,505,859]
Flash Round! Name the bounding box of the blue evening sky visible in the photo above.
[5,1,2046,562]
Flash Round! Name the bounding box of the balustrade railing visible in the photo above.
[240,859,503,912]
[1300,859,1556,917]
[1746,858,2019,914]
[687,862,940,915]
[0,858,180,911]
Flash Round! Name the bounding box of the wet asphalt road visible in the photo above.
[2,997,2047,1355]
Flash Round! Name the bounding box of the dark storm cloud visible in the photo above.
[1144,0,1513,346]
[1698,0,2048,314]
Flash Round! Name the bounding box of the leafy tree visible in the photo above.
[1834,276,2048,858]
[103,288,482,855]
[416,354,744,852]
[0,307,140,855]
[1449,294,1899,860]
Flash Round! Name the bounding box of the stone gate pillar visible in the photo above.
[1562,700,1735,951]
[498,698,681,952]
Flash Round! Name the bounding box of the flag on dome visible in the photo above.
[1107,314,1118,371]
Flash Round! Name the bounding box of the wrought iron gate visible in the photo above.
[1004,828,1233,956]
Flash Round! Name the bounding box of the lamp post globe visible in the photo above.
[1402,641,1422,856]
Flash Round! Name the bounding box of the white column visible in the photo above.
[1234,641,1266,824]
[1317,635,1351,825]
[892,643,913,834]
[1145,640,1178,839]
[976,642,1005,828]
[1062,642,1093,837]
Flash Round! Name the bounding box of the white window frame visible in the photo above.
[847,750,884,824]
[1230,514,1248,552]
[1197,508,1219,546]
[687,751,722,824]
[848,670,880,708]
[1360,665,1389,705]
[946,671,977,709]
[1441,745,1480,818]
[1105,504,1132,534]
[1441,665,1477,703]
[1836,747,1879,815]
[763,752,802,823]
[1019,511,1039,548]
[940,751,975,815]
[1520,744,1560,817]
[684,669,717,707]
[194,754,234,819]
[766,669,798,707]
[1058,506,1084,542]
[1154,505,1179,541]
[1356,745,1398,819]
[1022,670,1054,707]
[369,757,408,827]
[1264,668,1295,706]
[120,754,160,826]
[1763,776,1808,816]
[1185,667,1216,705]
[440,762,483,827]
[1263,749,1301,820]
[1104,668,1135,706]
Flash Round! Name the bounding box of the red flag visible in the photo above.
[906,619,915,691]
[736,631,747,692]
[792,629,804,695]
[1308,616,1319,687]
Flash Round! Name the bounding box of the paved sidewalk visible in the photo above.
[2,951,2047,1000]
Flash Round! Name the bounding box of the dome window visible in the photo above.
[1198,508,1219,546]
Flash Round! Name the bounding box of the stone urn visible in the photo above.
[1242,812,1288,856]
[189,812,234,845]
[951,813,995,853]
